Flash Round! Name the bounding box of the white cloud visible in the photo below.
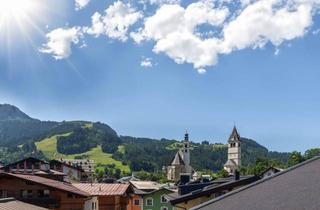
[42,0,320,70]
[40,27,83,60]
[134,0,317,72]
[86,1,143,41]
[133,1,229,70]
[85,12,105,37]
[197,68,207,74]
[221,0,313,53]
[149,0,181,5]
[138,0,180,9]
[75,0,90,10]
[130,28,146,44]
[141,57,153,67]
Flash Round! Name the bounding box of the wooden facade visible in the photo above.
[73,183,131,210]
[0,174,93,210]
[97,195,128,210]
[50,160,84,182]
[127,194,142,210]
[2,157,65,181]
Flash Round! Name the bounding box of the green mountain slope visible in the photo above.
[35,134,130,173]
[0,104,289,174]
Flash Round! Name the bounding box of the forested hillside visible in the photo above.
[0,104,290,174]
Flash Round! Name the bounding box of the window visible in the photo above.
[146,198,153,206]
[92,202,97,210]
[21,190,32,198]
[161,207,169,210]
[37,189,50,198]
[67,193,76,198]
[161,195,168,203]
[134,199,140,205]
[0,190,7,198]
[25,181,34,185]
[185,149,188,153]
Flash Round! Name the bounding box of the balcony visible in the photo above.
[19,197,60,208]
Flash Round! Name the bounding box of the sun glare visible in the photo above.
[0,0,41,30]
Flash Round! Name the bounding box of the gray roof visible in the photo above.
[224,159,237,167]
[171,152,185,166]
[191,156,320,210]
[117,175,141,183]
[228,126,240,142]
[0,198,48,210]
[170,175,258,205]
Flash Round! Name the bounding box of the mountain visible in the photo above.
[0,104,33,121]
[0,104,289,174]
[0,104,59,146]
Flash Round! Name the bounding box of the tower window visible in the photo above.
[185,149,187,153]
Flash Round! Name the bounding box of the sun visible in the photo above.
[0,0,42,30]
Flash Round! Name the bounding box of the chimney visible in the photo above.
[180,174,190,185]
[234,170,240,181]
[201,175,211,183]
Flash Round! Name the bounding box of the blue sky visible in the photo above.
[0,0,320,152]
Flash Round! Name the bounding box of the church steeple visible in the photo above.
[184,130,189,141]
[224,126,241,174]
[167,131,195,182]
[228,126,240,142]
[182,130,190,167]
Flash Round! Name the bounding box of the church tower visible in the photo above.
[167,131,194,182]
[224,126,241,174]
[181,131,190,167]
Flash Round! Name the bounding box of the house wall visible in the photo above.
[84,196,99,210]
[50,162,82,182]
[62,166,81,182]
[142,189,174,210]
[0,176,87,210]
[97,195,128,210]
[127,194,142,210]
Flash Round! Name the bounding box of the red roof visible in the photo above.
[73,183,130,196]
[0,198,48,210]
[1,173,89,197]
